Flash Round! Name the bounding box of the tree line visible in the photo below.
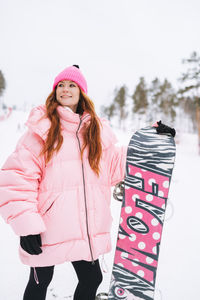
[1,52,200,147]
[100,51,200,138]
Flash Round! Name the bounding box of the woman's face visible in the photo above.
[56,80,80,113]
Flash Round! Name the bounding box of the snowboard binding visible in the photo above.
[113,181,125,202]
[95,293,108,300]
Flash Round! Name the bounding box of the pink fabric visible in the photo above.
[53,66,88,94]
[152,121,158,127]
[0,104,127,267]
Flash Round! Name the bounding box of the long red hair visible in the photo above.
[39,88,102,176]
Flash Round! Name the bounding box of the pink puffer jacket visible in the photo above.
[0,105,127,267]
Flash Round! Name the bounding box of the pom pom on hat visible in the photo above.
[73,64,79,69]
[53,65,87,94]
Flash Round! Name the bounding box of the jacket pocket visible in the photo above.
[43,201,55,215]
[41,190,83,245]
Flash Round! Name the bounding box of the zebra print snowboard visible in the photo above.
[108,125,176,300]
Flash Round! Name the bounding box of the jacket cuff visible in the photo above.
[9,212,46,236]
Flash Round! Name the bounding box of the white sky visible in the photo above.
[1,0,200,112]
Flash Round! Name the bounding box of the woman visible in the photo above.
[0,65,127,300]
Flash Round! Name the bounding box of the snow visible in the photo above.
[0,109,199,299]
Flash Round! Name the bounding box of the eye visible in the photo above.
[114,286,127,299]
[69,83,76,87]
[57,83,64,87]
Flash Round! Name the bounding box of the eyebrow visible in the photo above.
[59,80,77,84]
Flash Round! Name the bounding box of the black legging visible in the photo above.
[23,259,103,300]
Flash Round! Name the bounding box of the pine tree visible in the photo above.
[0,70,6,97]
[148,78,177,124]
[132,77,148,114]
[100,103,116,121]
[0,70,6,109]
[158,79,177,122]
[113,85,128,129]
[179,51,200,152]
[180,96,197,132]
[148,78,162,122]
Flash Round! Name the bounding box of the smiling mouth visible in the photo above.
[61,95,72,98]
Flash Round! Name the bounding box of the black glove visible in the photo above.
[20,234,42,255]
[154,120,176,137]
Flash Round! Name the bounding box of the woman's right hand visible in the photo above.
[20,234,42,255]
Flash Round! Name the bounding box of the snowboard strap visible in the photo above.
[101,255,109,273]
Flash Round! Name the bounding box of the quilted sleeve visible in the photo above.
[100,118,127,186]
[0,130,46,236]
[109,143,127,186]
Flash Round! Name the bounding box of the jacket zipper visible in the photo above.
[76,115,95,264]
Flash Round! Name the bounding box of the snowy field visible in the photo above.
[0,109,200,300]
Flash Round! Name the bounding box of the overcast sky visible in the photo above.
[1,0,200,112]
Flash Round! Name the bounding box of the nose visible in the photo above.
[63,85,69,92]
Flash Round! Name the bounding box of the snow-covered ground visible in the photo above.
[0,109,199,300]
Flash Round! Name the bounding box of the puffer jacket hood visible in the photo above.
[0,104,127,267]
[25,104,118,149]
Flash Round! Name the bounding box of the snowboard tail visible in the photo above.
[108,126,176,300]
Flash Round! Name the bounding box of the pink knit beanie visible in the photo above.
[53,65,88,94]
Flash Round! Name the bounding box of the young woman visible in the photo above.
[0,65,127,300]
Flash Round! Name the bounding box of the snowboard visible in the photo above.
[107,125,176,300]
